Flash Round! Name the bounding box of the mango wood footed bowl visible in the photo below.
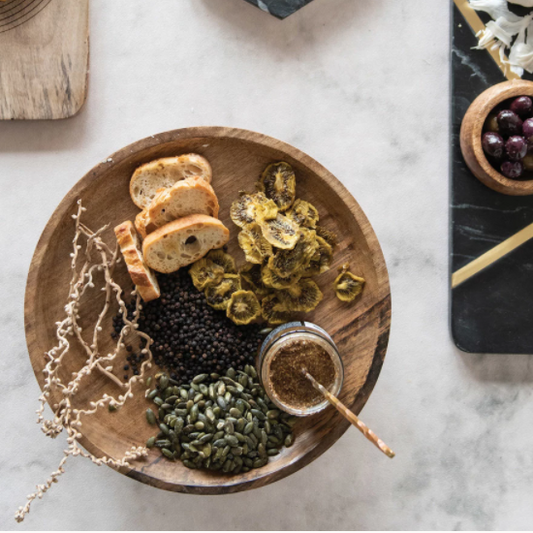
[24,127,391,494]
[460,79,533,196]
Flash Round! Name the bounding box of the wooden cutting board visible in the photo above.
[0,0,89,120]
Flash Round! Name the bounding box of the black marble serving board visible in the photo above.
[244,0,315,19]
[451,3,533,353]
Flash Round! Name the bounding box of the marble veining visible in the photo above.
[0,0,532,530]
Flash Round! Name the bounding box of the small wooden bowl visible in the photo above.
[24,127,391,494]
[460,79,533,195]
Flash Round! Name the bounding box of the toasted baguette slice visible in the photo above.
[143,215,230,273]
[134,209,150,240]
[130,154,212,209]
[144,176,219,232]
[114,221,160,302]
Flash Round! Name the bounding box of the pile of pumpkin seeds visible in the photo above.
[145,365,296,473]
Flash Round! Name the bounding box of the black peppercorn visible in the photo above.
[113,269,265,386]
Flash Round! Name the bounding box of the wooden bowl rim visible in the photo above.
[462,79,533,195]
[24,126,391,494]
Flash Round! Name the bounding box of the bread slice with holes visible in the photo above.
[114,221,160,302]
[142,215,230,273]
[130,154,212,209]
[141,176,220,235]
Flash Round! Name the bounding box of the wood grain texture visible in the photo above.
[0,0,89,120]
[460,80,533,196]
[24,127,391,494]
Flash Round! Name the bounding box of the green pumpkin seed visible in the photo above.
[146,436,156,448]
[203,443,212,457]
[159,375,169,390]
[229,407,241,418]
[162,448,174,459]
[258,443,266,458]
[225,435,239,447]
[199,433,213,444]
[209,384,216,401]
[252,409,266,421]
[146,408,156,425]
[206,408,216,423]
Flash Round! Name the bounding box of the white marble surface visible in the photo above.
[1,0,533,530]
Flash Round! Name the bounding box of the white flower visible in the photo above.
[469,0,533,74]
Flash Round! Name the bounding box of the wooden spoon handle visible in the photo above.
[304,371,395,459]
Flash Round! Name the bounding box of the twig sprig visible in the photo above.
[16,200,154,523]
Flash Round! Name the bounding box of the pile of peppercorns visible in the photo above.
[113,269,266,384]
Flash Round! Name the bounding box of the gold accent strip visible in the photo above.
[452,222,533,288]
[454,0,521,81]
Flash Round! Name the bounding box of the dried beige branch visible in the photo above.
[16,200,153,523]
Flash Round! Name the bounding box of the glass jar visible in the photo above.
[257,321,344,417]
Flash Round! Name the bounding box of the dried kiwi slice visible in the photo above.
[261,265,302,289]
[206,249,236,274]
[253,192,279,222]
[226,290,261,325]
[259,214,299,250]
[316,225,338,249]
[286,199,319,228]
[204,274,242,310]
[261,294,292,325]
[189,258,225,291]
[238,224,273,264]
[301,236,333,277]
[258,162,296,212]
[230,192,257,229]
[278,278,323,312]
[240,263,270,296]
[334,264,365,302]
[268,228,318,277]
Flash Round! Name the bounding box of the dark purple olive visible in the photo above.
[523,117,533,139]
[497,109,523,137]
[510,96,533,118]
[505,136,528,161]
[482,132,504,159]
[501,160,524,179]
